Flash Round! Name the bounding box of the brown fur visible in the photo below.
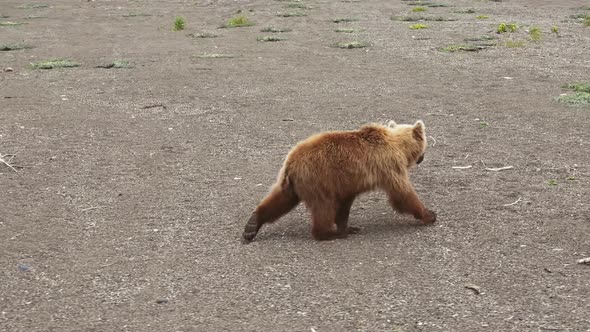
[242,120,436,242]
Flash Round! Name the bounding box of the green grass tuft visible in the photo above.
[0,43,32,51]
[261,26,292,33]
[285,3,312,9]
[504,40,525,48]
[563,82,590,93]
[551,25,559,34]
[31,59,80,69]
[277,12,307,17]
[96,60,133,69]
[16,4,49,9]
[529,26,542,41]
[333,41,369,49]
[332,17,358,23]
[547,179,558,186]
[335,27,363,33]
[0,21,25,26]
[412,7,426,12]
[189,32,218,38]
[409,23,428,29]
[476,15,489,19]
[440,44,480,52]
[223,15,254,28]
[256,36,286,42]
[556,92,590,105]
[173,16,185,31]
[585,16,590,26]
[497,22,518,33]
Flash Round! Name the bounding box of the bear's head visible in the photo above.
[386,119,428,166]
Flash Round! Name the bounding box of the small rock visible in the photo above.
[577,257,590,265]
[4,67,14,72]
[156,298,168,304]
[17,263,31,272]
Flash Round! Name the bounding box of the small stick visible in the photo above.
[428,136,437,147]
[503,197,522,207]
[452,165,472,169]
[577,257,590,265]
[481,160,514,172]
[0,153,18,172]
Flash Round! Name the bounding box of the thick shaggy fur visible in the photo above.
[242,120,436,242]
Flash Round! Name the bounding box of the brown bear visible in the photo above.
[242,119,436,242]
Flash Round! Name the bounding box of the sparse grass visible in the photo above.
[423,16,457,21]
[285,3,312,9]
[556,92,590,105]
[476,15,489,19]
[563,82,590,93]
[479,120,489,128]
[277,12,307,17]
[508,23,518,32]
[173,16,185,31]
[333,17,358,23]
[504,40,525,48]
[0,43,32,51]
[405,1,450,7]
[412,7,426,12]
[122,13,152,17]
[335,28,363,33]
[333,41,369,49]
[551,25,559,34]
[31,59,80,69]
[0,21,25,26]
[464,35,495,42]
[16,4,49,9]
[261,27,292,33]
[194,53,235,58]
[96,60,133,69]
[391,15,423,21]
[257,36,286,42]
[547,179,558,186]
[497,22,517,33]
[223,15,254,28]
[189,32,218,38]
[409,23,428,29]
[440,44,480,52]
[567,176,576,181]
[529,26,542,41]
[584,16,590,26]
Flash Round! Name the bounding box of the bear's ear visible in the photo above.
[412,120,425,141]
[386,120,397,128]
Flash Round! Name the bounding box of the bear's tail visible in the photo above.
[242,169,300,243]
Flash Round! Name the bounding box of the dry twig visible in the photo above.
[481,160,514,172]
[503,197,522,207]
[0,153,18,172]
[452,165,472,170]
[428,136,437,147]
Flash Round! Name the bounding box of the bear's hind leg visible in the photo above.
[243,183,300,243]
[309,201,344,241]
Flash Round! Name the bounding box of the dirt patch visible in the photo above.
[1,0,589,331]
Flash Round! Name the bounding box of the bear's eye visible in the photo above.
[416,154,424,164]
